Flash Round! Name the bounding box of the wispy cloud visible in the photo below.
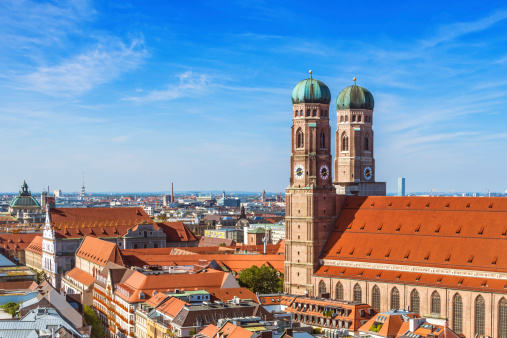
[124,71,210,102]
[16,38,147,96]
[421,10,507,48]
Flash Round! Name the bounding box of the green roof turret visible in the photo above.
[336,78,374,110]
[291,71,331,105]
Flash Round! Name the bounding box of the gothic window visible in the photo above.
[313,110,317,116]
[365,136,369,151]
[391,287,400,310]
[342,134,349,152]
[340,116,344,123]
[345,116,348,122]
[320,131,326,149]
[372,285,381,311]
[336,282,344,300]
[499,298,507,338]
[453,293,463,334]
[324,110,328,117]
[358,116,362,122]
[297,129,304,148]
[306,110,310,117]
[318,280,326,297]
[431,291,441,315]
[353,283,362,303]
[475,295,485,336]
[410,289,420,314]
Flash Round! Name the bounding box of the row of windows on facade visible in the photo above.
[296,130,327,149]
[339,115,372,123]
[294,110,328,118]
[295,129,370,152]
[318,281,507,338]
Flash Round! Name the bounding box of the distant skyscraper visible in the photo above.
[80,172,86,200]
[398,177,406,196]
[261,190,266,202]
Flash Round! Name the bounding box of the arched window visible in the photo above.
[340,116,344,123]
[133,244,138,249]
[342,134,349,152]
[358,116,362,122]
[391,287,400,310]
[431,291,441,315]
[453,293,463,334]
[320,131,325,149]
[364,136,369,151]
[312,110,317,116]
[499,298,507,338]
[306,110,310,117]
[372,285,380,311]
[318,280,326,297]
[353,283,362,303]
[335,282,344,300]
[475,295,485,336]
[352,115,356,122]
[410,289,420,314]
[144,244,148,248]
[294,110,298,117]
[297,129,304,148]
[345,116,348,122]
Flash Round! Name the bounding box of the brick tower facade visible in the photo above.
[284,75,337,296]
[333,80,386,196]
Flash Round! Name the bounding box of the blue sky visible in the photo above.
[1,0,507,194]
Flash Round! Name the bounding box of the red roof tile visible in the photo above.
[77,236,123,267]
[65,267,95,287]
[25,236,43,255]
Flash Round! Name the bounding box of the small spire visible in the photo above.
[353,77,357,85]
[309,70,313,79]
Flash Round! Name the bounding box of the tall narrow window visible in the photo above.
[345,116,348,122]
[431,291,441,315]
[342,134,349,152]
[336,282,344,300]
[365,136,369,151]
[312,110,317,116]
[353,283,362,303]
[410,289,420,314]
[453,293,463,334]
[475,295,485,336]
[320,131,326,149]
[499,298,507,338]
[306,110,310,117]
[391,287,400,310]
[297,129,304,148]
[318,280,326,297]
[340,116,344,123]
[372,285,381,311]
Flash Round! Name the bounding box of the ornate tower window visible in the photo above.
[358,115,362,122]
[391,287,400,310]
[431,291,441,315]
[340,116,344,123]
[365,136,369,151]
[453,293,463,334]
[372,285,380,311]
[410,289,420,314]
[345,116,348,122]
[320,131,326,149]
[499,298,507,338]
[297,129,304,148]
[318,280,326,297]
[306,110,310,117]
[312,110,317,116]
[353,283,362,303]
[352,115,356,122]
[475,295,485,336]
[342,134,349,152]
[336,282,344,300]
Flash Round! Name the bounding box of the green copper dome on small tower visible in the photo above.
[291,71,331,105]
[336,78,374,110]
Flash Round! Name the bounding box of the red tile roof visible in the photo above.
[322,196,507,273]
[25,236,43,255]
[219,322,254,338]
[77,236,124,267]
[156,222,198,242]
[196,324,220,338]
[65,267,95,287]
[205,287,258,303]
[156,296,187,318]
[0,233,40,251]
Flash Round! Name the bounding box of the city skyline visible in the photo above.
[1,1,507,193]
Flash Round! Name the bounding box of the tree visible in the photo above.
[1,302,19,317]
[238,265,284,294]
[83,305,107,338]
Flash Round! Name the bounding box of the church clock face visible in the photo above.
[319,164,329,180]
[294,164,305,179]
[364,166,372,180]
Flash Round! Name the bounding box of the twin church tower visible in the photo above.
[285,71,385,295]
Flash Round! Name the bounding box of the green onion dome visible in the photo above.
[336,83,374,110]
[291,77,331,105]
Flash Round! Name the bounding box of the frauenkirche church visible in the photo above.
[284,72,507,338]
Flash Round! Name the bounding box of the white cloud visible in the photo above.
[16,38,147,96]
[124,71,210,102]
